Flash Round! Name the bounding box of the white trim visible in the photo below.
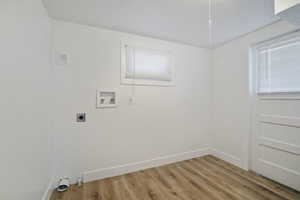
[252,29,300,50]
[258,158,300,191]
[259,96,300,100]
[210,149,243,169]
[258,91,300,96]
[259,114,300,128]
[82,149,246,183]
[258,158,300,177]
[83,148,210,183]
[248,46,258,171]
[258,137,300,155]
[41,176,55,200]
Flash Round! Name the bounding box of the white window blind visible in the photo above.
[124,45,173,83]
[257,34,300,93]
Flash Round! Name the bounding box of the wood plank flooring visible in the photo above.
[50,155,300,200]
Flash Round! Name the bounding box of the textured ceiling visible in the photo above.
[44,0,279,48]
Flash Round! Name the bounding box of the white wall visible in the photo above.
[3,4,293,198]
[0,0,53,200]
[212,21,297,170]
[275,0,300,14]
[51,20,212,183]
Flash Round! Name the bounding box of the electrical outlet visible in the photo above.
[76,113,86,122]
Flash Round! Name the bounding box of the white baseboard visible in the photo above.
[41,176,55,200]
[83,148,244,183]
[210,149,242,168]
[83,148,211,183]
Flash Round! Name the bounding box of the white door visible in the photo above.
[251,31,300,191]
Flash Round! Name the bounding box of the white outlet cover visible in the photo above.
[97,90,117,108]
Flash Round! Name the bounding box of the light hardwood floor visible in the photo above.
[50,155,300,200]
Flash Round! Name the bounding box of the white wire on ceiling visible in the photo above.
[208,0,213,48]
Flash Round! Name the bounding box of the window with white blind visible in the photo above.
[121,42,174,86]
[256,32,300,94]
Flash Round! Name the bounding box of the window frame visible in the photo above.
[252,30,300,96]
[120,40,175,86]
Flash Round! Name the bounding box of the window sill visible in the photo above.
[257,91,300,100]
[121,78,175,87]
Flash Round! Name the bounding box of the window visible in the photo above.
[121,42,174,86]
[256,32,300,94]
